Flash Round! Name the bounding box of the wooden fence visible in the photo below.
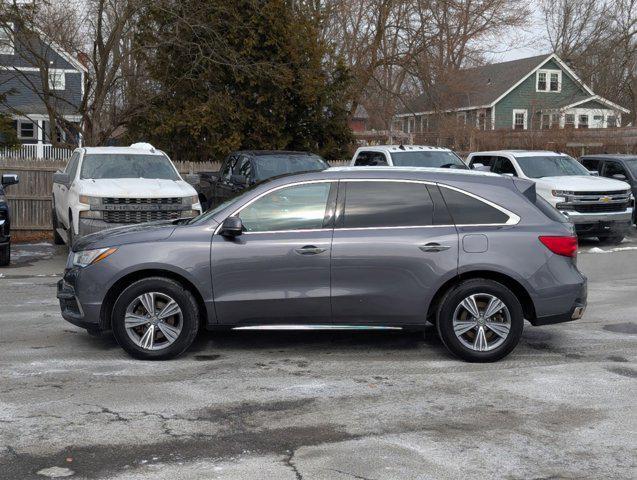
[0,157,349,233]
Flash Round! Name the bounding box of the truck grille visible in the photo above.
[103,210,182,224]
[571,202,630,213]
[101,197,184,224]
[558,190,632,215]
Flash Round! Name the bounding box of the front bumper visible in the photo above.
[57,268,102,331]
[78,219,127,237]
[560,209,632,237]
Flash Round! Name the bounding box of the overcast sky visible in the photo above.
[485,7,550,63]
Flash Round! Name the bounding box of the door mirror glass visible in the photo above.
[1,173,19,186]
[589,170,599,176]
[612,173,627,181]
[219,216,243,237]
[53,172,70,186]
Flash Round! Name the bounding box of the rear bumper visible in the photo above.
[531,277,587,326]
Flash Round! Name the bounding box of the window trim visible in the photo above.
[536,69,562,92]
[512,109,528,130]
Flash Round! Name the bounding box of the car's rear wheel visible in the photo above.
[0,243,9,266]
[598,234,624,245]
[436,279,524,362]
[111,277,199,360]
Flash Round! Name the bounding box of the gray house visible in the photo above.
[0,21,86,156]
[395,53,630,134]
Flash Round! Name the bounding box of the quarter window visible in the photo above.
[440,187,510,225]
[342,181,433,228]
[239,182,331,232]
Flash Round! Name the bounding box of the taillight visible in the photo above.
[539,235,578,257]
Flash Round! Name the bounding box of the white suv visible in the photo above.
[52,143,202,245]
[350,145,468,169]
[467,150,633,243]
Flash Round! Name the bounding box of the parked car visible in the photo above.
[580,154,637,225]
[350,145,468,169]
[57,167,586,362]
[0,173,19,266]
[194,151,329,209]
[52,143,202,246]
[467,150,633,244]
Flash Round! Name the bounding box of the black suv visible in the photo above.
[581,155,637,225]
[0,173,19,266]
[194,151,329,209]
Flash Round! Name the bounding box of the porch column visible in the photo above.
[36,119,44,159]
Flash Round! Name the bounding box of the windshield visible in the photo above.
[80,154,180,180]
[515,155,589,178]
[253,154,328,181]
[390,151,467,169]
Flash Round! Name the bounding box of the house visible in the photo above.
[394,53,630,134]
[348,104,369,133]
[0,20,86,157]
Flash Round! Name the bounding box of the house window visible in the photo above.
[408,117,415,133]
[607,115,617,127]
[18,120,36,139]
[578,115,589,129]
[512,109,527,130]
[48,70,66,90]
[0,23,14,55]
[565,114,575,128]
[541,114,551,129]
[536,69,561,92]
[457,112,467,125]
[551,113,560,127]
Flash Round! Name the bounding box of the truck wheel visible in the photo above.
[0,243,9,266]
[111,277,200,360]
[52,208,65,245]
[436,279,524,362]
[67,212,74,250]
[598,235,624,245]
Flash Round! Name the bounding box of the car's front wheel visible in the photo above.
[436,279,524,362]
[111,277,200,360]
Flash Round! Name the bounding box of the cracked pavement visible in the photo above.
[0,236,636,479]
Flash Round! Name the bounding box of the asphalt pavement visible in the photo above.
[0,233,636,479]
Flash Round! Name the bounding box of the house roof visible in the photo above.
[352,104,369,119]
[400,54,552,114]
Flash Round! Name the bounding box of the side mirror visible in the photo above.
[53,172,70,186]
[1,173,18,186]
[588,170,599,176]
[219,216,243,237]
[230,174,248,186]
[612,173,627,181]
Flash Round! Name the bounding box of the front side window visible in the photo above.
[390,151,467,169]
[80,154,180,180]
[581,158,601,173]
[239,182,331,232]
[492,157,517,176]
[342,181,433,228]
[252,154,328,181]
[515,155,590,178]
[603,161,628,179]
[440,187,511,225]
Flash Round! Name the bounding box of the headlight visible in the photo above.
[72,247,117,267]
[551,190,574,197]
[79,195,102,206]
[183,195,199,205]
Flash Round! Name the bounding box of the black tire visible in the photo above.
[436,278,524,362]
[111,277,200,360]
[52,208,65,245]
[0,243,9,266]
[598,234,624,245]
[67,212,74,250]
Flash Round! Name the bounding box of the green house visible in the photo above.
[394,53,630,133]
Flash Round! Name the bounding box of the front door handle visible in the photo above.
[294,245,326,255]
[419,243,451,252]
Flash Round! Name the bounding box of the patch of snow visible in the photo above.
[582,246,637,254]
[36,466,74,478]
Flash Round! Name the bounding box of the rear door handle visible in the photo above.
[419,243,451,252]
[294,245,326,255]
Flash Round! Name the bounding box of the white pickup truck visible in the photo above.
[467,150,634,244]
[52,143,202,246]
[350,145,469,169]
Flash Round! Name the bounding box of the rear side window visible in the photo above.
[440,186,510,225]
[342,181,433,228]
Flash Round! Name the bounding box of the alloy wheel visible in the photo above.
[452,293,511,352]
[124,292,183,351]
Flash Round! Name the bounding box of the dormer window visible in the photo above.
[536,69,561,92]
[48,69,66,90]
[0,23,14,55]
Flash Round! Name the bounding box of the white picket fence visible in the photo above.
[0,143,74,160]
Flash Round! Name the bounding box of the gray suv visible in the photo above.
[57,168,587,362]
